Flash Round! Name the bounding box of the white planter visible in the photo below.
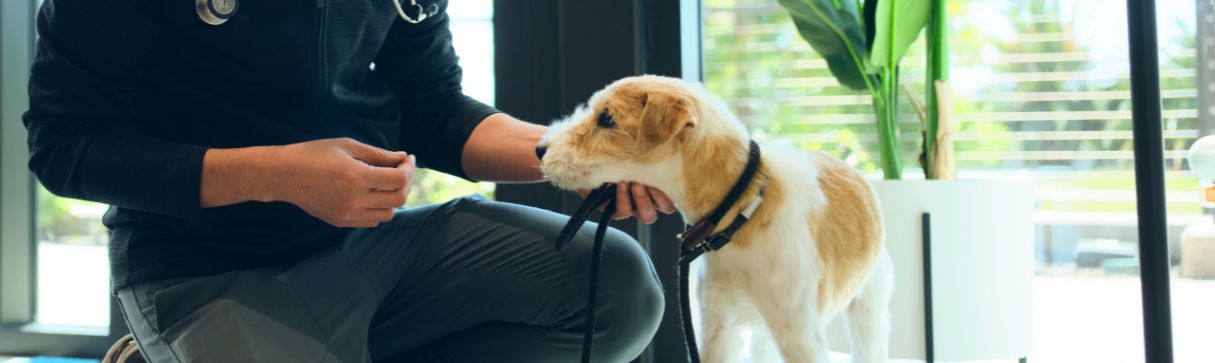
[828,179,1034,361]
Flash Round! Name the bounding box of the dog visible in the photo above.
[536,75,893,363]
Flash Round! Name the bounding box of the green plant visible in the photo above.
[776,0,950,179]
[406,169,495,207]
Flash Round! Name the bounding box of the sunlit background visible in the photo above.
[702,0,1210,361]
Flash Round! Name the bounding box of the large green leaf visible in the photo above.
[777,0,873,91]
[870,0,931,70]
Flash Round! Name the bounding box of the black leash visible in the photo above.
[554,184,618,363]
[554,185,619,252]
[553,140,763,363]
[677,262,700,363]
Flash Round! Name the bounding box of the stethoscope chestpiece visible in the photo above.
[196,0,238,26]
[393,0,439,24]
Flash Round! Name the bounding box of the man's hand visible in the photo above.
[578,182,676,224]
[275,138,415,228]
[201,138,415,228]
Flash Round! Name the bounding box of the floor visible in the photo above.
[34,245,1215,362]
[1027,276,1214,363]
[693,273,1215,362]
[0,357,97,363]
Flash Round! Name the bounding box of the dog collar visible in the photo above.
[677,140,763,265]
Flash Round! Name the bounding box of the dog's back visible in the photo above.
[805,151,884,315]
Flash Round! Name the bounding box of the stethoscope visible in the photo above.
[196,0,439,26]
[392,0,440,24]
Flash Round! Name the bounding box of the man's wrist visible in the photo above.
[200,146,284,208]
[244,145,287,203]
[461,113,549,182]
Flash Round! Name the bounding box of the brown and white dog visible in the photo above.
[537,75,893,363]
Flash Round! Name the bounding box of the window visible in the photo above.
[1167,1,1215,361]
[34,190,111,329]
[408,0,497,207]
[702,0,1204,361]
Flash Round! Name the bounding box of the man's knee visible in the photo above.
[592,228,665,359]
[600,228,664,313]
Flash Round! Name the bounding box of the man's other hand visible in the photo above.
[577,182,676,225]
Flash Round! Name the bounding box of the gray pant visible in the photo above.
[116,195,664,363]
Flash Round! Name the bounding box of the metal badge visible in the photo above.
[196,0,238,26]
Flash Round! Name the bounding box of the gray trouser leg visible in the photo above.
[116,195,665,363]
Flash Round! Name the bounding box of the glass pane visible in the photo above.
[1167,0,1215,361]
[409,0,497,206]
[31,0,497,328]
[35,188,111,328]
[31,0,110,329]
[702,0,1147,361]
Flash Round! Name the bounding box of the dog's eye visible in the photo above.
[596,111,616,128]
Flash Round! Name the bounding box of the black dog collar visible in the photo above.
[677,140,764,264]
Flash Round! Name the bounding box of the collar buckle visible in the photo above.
[677,220,716,251]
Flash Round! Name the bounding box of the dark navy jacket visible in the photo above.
[23,0,497,289]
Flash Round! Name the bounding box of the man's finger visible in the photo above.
[360,208,396,225]
[397,154,417,172]
[364,165,408,190]
[347,141,406,167]
[647,186,676,214]
[631,182,657,224]
[398,155,415,206]
[613,181,633,220]
[364,189,408,209]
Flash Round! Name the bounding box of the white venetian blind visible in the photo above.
[702,0,1201,225]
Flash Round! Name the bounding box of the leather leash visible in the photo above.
[554,184,618,363]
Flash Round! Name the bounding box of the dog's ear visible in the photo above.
[638,92,697,151]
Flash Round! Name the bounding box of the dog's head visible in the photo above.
[537,75,725,190]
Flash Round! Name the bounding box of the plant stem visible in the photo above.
[877,66,903,179]
[925,0,950,179]
[870,0,902,180]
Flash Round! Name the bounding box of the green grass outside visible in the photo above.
[1036,175,1199,191]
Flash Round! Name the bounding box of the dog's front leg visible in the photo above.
[698,282,751,363]
[753,279,829,363]
[746,317,781,362]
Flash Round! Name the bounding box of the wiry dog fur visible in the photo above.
[538,75,893,363]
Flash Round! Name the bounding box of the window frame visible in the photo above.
[0,0,129,357]
[1126,0,1176,361]
[1,0,36,328]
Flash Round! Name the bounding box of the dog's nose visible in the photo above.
[535,145,548,160]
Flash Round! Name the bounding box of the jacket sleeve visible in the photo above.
[23,0,208,220]
[374,3,499,181]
